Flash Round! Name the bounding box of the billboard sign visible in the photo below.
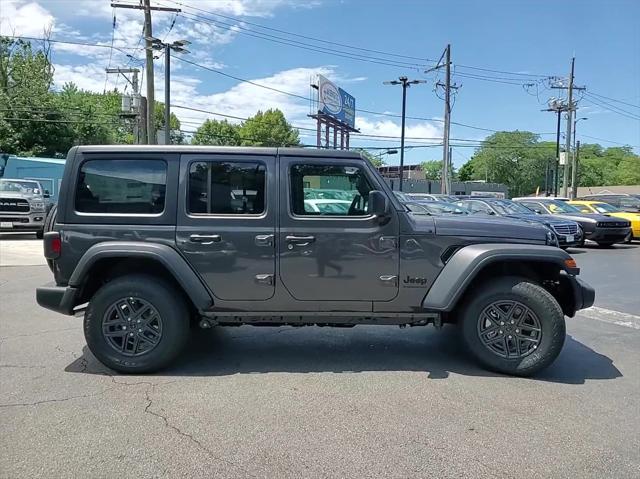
[317,75,356,128]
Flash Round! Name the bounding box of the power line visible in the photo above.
[578,133,639,148]
[583,94,640,121]
[586,91,640,110]
[103,9,117,93]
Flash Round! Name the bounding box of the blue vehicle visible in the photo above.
[455,198,582,248]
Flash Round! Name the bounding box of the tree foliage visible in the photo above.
[191,109,300,147]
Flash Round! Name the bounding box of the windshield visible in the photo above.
[591,202,621,214]
[545,200,581,213]
[489,200,534,215]
[394,191,412,202]
[0,180,41,194]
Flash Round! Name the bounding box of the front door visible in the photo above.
[278,157,399,302]
[176,154,276,301]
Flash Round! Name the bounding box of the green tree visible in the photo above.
[355,149,383,167]
[239,109,300,147]
[459,131,554,196]
[191,119,241,146]
[154,103,184,144]
[421,160,443,180]
[457,161,474,181]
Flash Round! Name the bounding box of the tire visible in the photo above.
[36,229,44,239]
[460,277,566,376]
[84,274,190,374]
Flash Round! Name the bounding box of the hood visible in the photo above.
[503,213,571,226]
[550,212,614,224]
[0,191,42,200]
[406,213,548,242]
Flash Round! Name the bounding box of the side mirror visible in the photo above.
[368,190,389,220]
[43,190,50,198]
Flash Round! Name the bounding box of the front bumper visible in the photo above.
[36,284,78,315]
[586,227,630,243]
[0,213,45,232]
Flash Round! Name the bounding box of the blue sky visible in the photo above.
[1,0,639,167]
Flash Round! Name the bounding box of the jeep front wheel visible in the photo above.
[460,277,566,376]
[84,275,190,374]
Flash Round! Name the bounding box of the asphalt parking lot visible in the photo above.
[1,235,639,478]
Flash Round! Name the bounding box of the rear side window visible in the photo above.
[188,161,266,215]
[75,159,167,214]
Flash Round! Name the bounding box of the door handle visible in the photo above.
[190,234,222,244]
[286,235,316,246]
[255,234,274,247]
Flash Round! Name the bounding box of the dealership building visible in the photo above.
[0,155,66,201]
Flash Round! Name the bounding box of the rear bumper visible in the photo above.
[36,284,78,315]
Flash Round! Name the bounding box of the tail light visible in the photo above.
[43,231,61,260]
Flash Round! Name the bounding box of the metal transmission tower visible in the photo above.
[426,44,458,194]
[146,38,190,144]
[383,77,427,191]
[111,1,181,144]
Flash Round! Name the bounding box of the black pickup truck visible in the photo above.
[37,146,594,375]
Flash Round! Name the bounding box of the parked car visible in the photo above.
[404,201,471,215]
[404,193,459,202]
[569,200,640,242]
[303,199,352,214]
[578,194,640,213]
[455,198,581,248]
[37,145,594,376]
[0,178,52,238]
[514,198,631,247]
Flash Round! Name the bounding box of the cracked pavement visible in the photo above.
[1,244,640,478]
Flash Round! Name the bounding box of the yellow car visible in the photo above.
[569,200,640,240]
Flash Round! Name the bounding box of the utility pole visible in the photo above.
[111,2,180,144]
[542,98,569,196]
[105,67,142,143]
[562,57,575,197]
[426,44,458,195]
[572,140,581,198]
[383,76,427,191]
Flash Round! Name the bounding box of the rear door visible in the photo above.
[176,154,276,301]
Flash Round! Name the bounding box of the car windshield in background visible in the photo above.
[545,200,582,214]
[0,180,40,194]
[489,200,534,215]
[393,191,413,202]
[592,202,621,214]
[408,201,469,215]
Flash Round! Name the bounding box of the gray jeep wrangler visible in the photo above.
[37,146,594,375]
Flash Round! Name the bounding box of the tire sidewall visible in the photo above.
[84,275,189,373]
[461,278,566,376]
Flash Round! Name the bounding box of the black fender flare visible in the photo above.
[69,242,213,311]
[421,243,576,312]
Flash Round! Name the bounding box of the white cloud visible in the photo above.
[0,0,54,36]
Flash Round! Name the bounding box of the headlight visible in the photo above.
[545,229,559,247]
[31,202,45,211]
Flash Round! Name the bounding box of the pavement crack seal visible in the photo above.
[142,384,257,478]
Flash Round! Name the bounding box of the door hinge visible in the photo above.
[255,274,274,285]
[379,275,398,286]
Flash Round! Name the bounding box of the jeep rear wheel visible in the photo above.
[84,275,190,374]
[460,277,566,376]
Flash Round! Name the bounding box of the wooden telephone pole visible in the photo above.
[111,1,180,144]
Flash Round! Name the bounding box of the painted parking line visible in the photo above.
[577,306,640,330]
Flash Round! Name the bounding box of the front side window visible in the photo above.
[188,161,266,215]
[291,164,373,216]
[75,159,166,214]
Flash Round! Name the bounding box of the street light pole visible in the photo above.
[383,77,426,191]
[147,38,190,145]
[570,117,587,199]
